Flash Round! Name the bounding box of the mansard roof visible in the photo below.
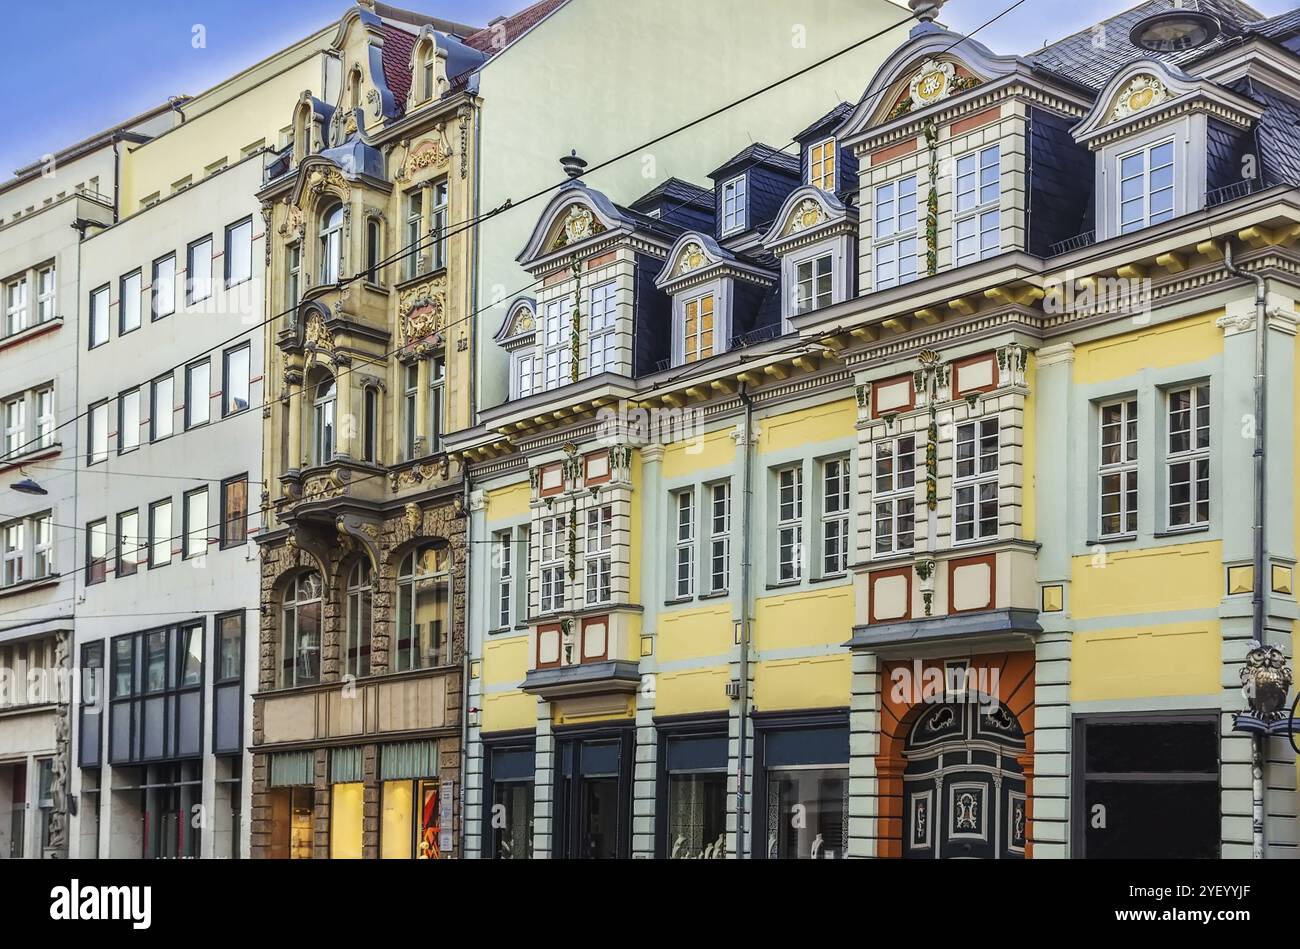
[792,101,855,145]
[629,177,715,215]
[709,143,802,182]
[466,0,567,56]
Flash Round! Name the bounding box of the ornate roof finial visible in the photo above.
[909,0,944,23]
[560,150,588,180]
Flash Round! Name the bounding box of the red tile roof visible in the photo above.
[380,23,417,111]
[464,0,566,55]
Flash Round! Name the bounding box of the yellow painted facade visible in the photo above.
[1072,311,1224,385]
[1071,621,1222,701]
[1070,541,1222,619]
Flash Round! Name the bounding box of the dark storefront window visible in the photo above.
[555,728,632,859]
[1074,712,1220,858]
[78,642,105,768]
[484,738,535,859]
[108,623,204,766]
[213,612,244,756]
[657,721,728,859]
[755,713,849,859]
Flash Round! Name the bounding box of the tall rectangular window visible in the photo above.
[1,520,22,586]
[151,375,174,441]
[188,237,213,304]
[119,270,141,334]
[674,490,694,599]
[183,488,208,560]
[89,285,109,348]
[404,190,424,280]
[152,254,176,320]
[683,294,715,363]
[708,482,731,593]
[149,499,172,567]
[539,515,566,614]
[36,266,56,324]
[873,435,916,555]
[431,180,449,272]
[33,513,52,578]
[874,175,918,290]
[810,138,836,192]
[87,401,108,465]
[584,504,613,606]
[225,218,253,286]
[116,510,141,578]
[821,456,851,575]
[34,387,54,449]
[588,282,617,376]
[362,387,378,464]
[1167,385,1210,529]
[542,298,572,391]
[721,175,747,234]
[515,353,536,399]
[794,254,833,314]
[223,344,251,416]
[87,518,108,584]
[777,466,803,582]
[221,475,249,548]
[286,244,302,311]
[495,530,513,629]
[118,389,140,453]
[3,397,24,457]
[954,144,1000,266]
[429,355,445,452]
[403,363,419,459]
[5,276,28,336]
[185,360,210,429]
[1119,140,1174,235]
[954,418,999,543]
[365,219,382,284]
[1099,398,1138,537]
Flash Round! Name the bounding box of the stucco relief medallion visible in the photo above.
[789,199,824,234]
[1109,74,1170,121]
[405,138,449,178]
[551,205,606,250]
[910,58,956,109]
[678,242,706,274]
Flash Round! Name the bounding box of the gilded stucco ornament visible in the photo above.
[301,470,346,504]
[1109,74,1170,121]
[677,242,706,274]
[405,138,450,177]
[550,205,606,250]
[788,199,824,234]
[399,278,447,344]
[910,59,956,109]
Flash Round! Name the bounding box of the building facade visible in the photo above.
[0,105,174,859]
[456,0,1300,859]
[68,31,336,859]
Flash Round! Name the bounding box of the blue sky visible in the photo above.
[2,0,1292,176]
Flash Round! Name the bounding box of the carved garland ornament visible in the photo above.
[405,138,450,178]
[304,312,337,355]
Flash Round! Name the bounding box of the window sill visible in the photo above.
[698,589,729,600]
[809,573,847,584]
[0,573,61,600]
[868,550,915,566]
[1154,525,1210,539]
[0,442,62,474]
[664,596,694,607]
[0,316,63,353]
[1087,534,1138,546]
[765,580,802,591]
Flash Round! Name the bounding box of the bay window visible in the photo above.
[954,418,999,543]
[873,435,916,555]
[585,504,613,605]
[313,376,336,464]
[1099,398,1138,537]
[319,205,344,285]
[874,174,918,290]
[539,515,566,614]
[1167,384,1209,529]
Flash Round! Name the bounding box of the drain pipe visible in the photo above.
[1223,239,1268,859]
[458,467,474,859]
[734,386,755,859]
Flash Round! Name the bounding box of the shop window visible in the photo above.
[330,783,364,859]
[380,741,442,859]
[756,718,848,859]
[555,730,632,859]
[659,728,727,859]
[485,741,534,859]
[268,786,313,859]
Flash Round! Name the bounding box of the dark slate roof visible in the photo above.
[465,0,567,55]
[709,143,802,182]
[1029,0,1266,89]
[1231,77,1300,186]
[380,23,417,110]
[792,101,855,144]
[629,177,714,214]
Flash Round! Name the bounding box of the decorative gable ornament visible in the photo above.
[678,242,707,275]
[405,138,450,178]
[551,205,607,251]
[788,199,824,235]
[1109,74,1170,121]
[910,59,956,110]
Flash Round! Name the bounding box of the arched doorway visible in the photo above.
[902,698,1027,859]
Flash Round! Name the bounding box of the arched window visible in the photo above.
[319,203,344,284]
[345,560,372,678]
[421,47,436,101]
[313,376,336,465]
[281,571,322,687]
[395,544,450,672]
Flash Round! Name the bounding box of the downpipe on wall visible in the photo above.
[734,387,755,859]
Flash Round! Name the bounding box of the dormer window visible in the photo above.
[682,293,715,363]
[809,138,837,192]
[422,49,436,101]
[1119,139,1174,234]
[954,144,1000,266]
[320,203,344,284]
[794,254,833,315]
[721,176,747,234]
[542,298,573,391]
[873,174,918,290]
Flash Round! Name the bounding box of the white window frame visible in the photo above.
[673,490,694,599]
[794,253,834,315]
[1118,138,1175,235]
[954,418,999,544]
[821,456,851,576]
[587,281,617,377]
[33,513,52,578]
[873,434,916,556]
[809,138,836,192]
[6,276,28,336]
[584,504,613,606]
[777,466,803,583]
[681,292,716,364]
[34,387,54,449]
[36,266,55,323]
[707,481,731,594]
[1166,384,1210,530]
[954,144,1001,267]
[2,519,23,587]
[721,175,747,234]
[3,397,24,457]
[539,515,566,614]
[495,530,514,629]
[873,174,919,290]
[313,377,336,465]
[514,352,536,400]
[1098,398,1138,538]
[542,297,572,392]
[319,206,344,285]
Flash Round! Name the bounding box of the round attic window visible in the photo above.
[1129,11,1221,52]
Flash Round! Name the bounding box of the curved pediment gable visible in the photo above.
[1072,60,1263,149]
[286,156,354,221]
[761,186,854,251]
[517,182,629,267]
[494,297,538,348]
[654,231,774,292]
[326,4,403,144]
[840,29,1024,145]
